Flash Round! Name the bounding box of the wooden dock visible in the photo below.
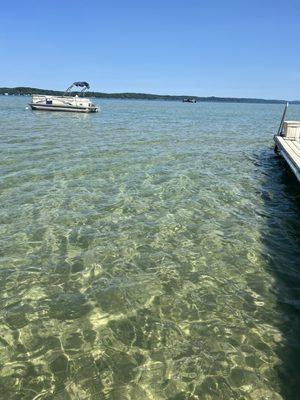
[274,103,300,182]
[274,135,300,182]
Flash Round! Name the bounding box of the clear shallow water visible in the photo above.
[1,97,300,399]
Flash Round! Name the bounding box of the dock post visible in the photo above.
[274,103,288,154]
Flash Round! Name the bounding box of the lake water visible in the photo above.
[1,97,300,399]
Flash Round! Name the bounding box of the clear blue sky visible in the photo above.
[1,0,300,99]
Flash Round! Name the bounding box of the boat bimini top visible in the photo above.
[64,81,91,96]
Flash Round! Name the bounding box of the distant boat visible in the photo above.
[183,98,197,103]
[29,82,98,113]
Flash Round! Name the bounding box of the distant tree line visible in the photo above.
[0,87,298,104]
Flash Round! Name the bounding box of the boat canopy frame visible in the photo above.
[64,81,90,96]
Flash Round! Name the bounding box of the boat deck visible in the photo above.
[274,135,300,182]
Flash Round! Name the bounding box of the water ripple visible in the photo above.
[1,97,300,399]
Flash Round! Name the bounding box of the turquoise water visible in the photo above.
[1,97,300,399]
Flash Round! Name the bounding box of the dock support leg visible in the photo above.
[274,144,280,154]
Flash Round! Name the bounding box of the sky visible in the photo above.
[1,0,300,99]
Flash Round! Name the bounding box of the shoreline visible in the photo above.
[1,87,299,105]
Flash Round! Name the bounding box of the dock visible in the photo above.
[274,103,300,182]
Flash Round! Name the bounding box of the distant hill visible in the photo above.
[1,87,299,105]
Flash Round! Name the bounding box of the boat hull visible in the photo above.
[29,103,98,113]
[29,93,98,113]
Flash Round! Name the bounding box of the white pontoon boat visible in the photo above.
[29,82,98,113]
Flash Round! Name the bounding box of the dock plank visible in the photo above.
[293,141,300,152]
[283,140,300,167]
